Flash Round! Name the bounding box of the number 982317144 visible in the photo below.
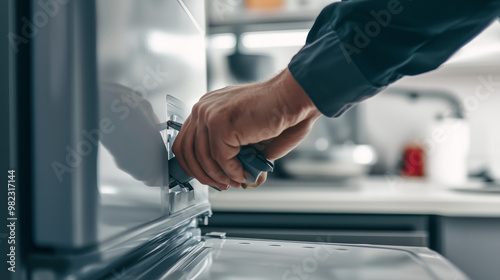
[7,170,16,217]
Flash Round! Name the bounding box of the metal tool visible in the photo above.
[161,121,274,190]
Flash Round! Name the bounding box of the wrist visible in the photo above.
[272,68,321,123]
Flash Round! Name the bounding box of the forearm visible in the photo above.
[290,0,500,117]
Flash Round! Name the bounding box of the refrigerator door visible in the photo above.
[32,0,210,251]
[95,0,210,244]
[136,237,469,280]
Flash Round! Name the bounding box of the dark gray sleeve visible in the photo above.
[288,0,500,117]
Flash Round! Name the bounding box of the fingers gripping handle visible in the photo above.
[162,121,273,186]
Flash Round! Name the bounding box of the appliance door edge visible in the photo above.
[33,0,99,249]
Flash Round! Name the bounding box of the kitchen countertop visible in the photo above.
[208,177,500,217]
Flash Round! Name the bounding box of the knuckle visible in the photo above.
[226,107,239,126]
[192,104,201,118]
[206,116,218,127]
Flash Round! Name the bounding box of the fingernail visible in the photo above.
[218,184,229,190]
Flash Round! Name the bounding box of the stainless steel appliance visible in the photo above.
[5,1,469,279]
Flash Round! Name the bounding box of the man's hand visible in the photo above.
[172,69,321,190]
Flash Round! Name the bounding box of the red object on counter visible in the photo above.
[400,143,425,177]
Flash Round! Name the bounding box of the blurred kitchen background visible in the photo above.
[202,1,500,279]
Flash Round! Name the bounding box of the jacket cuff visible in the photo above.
[288,27,383,117]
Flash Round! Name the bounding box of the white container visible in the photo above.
[425,118,470,187]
